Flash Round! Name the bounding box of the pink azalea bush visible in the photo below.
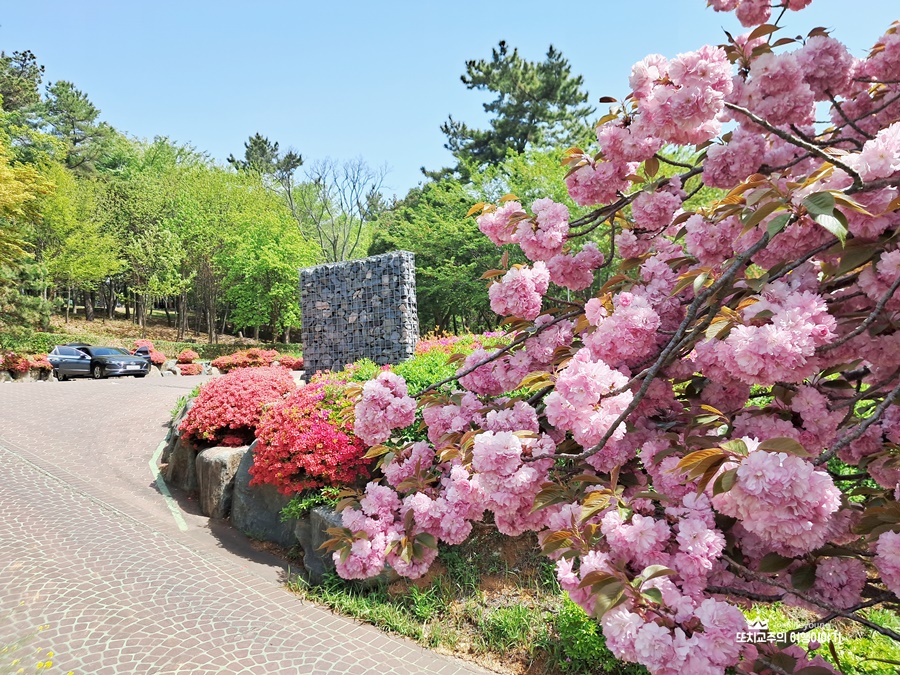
[0,351,50,375]
[331,4,900,674]
[251,371,371,494]
[178,366,296,446]
[277,354,305,371]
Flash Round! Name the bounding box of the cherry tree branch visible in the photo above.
[827,92,874,141]
[820,273,900,353]
[816,379,900,466]
[724,555,900,642]
[724,102,864,190]
[574,224,784,462]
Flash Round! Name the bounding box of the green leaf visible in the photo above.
[712,468,738,496]
[720,439,749,456]
[766,212,792,238]
[642,565,676,582]
[416,532,438,550]
[758,552,794,573]
[814,212,848,245]
[803,191,835,216]
[757,437,812,458]
[791,563,817,592]
[642,587,664,604]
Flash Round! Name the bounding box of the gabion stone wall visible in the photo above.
[300,251,419,374]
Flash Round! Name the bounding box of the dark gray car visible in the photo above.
[49,345,149,380]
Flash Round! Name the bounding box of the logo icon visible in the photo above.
[747,617,769,632]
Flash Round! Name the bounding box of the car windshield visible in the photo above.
[88,347,131,357]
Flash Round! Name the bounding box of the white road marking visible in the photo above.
[149,439,188,531]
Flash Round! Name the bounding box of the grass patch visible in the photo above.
[286,528,636,674]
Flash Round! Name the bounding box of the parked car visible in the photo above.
[132,345,153,364]
[48,344,150,380]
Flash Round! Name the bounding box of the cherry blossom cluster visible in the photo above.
[353,371,417,446]
[335,2,900,673]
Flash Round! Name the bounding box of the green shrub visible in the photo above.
[393,349,459,394]
[280,486,342,522]
[544,598,648,675]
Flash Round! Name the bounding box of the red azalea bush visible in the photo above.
[211,348,280,373]
[28,354,52,372]
[177,349,200,364]
[0,351,31,374]
[178,363,202,376]
[178,366,296,447]
[277,354,304,371]
[251,371,372,495]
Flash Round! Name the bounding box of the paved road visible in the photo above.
[0,377,486,674]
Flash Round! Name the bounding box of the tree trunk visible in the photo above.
[124,284,130,320]
[176,293,187,341]
[137,295,145,332]
[206,309,213,344]
[254,325,260,341]
[106,281,117,320]
[283,326,291,343]
[65,285,71,323]
[163,298,172,327]
[83,290,95,322]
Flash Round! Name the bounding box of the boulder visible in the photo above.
[162,399,193,464]
[0,372,11,383]
[200,362,219,376]
[15,369,51,383]
[147,365,162,378]
[164,436,199,492]
[163,359,180,376]
[293,506,398,586]
[196,445,248,518]
[231,441,297,548]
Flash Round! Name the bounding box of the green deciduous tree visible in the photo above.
[33,163,122,321]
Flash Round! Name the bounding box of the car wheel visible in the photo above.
[92,364,104,379]
[54,370,68,382]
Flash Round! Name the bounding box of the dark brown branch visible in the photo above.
[816,379,900,465]
[654,153,696,170]
[706,585,782,602]
[724,555,900,642]
[820,273,900,352]
[724,102,863,190]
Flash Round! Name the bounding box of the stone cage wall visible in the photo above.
[300,251,419,374]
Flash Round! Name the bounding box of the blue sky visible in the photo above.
[4,1,896,197]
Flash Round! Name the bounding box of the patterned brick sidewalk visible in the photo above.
[0,378,487,674]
